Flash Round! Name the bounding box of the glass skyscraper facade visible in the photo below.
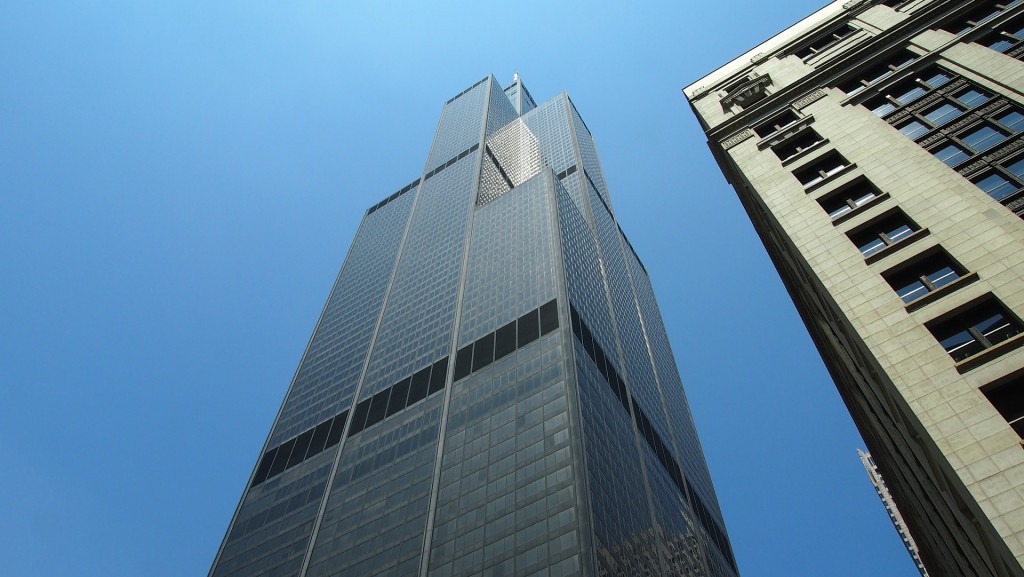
[208,74,738,577]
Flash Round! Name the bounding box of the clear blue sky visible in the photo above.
[1,2,921,576]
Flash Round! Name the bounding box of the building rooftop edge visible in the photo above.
[682,0,847,98]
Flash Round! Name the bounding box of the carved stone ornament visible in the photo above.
[918,132,947,148]
[721,74,773,110]
[984,137,1024,163]
[886,109,911,124]
[976,98,1007,118]
[721,129,755,150]
[793,89,828,110]
[958,159,988,176]
[939,78,968,95]
[906,91,943,114]
[944,113,982,135]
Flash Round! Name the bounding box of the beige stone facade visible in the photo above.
[686,1,1024,576]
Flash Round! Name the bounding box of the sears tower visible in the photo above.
[209,74,739,577]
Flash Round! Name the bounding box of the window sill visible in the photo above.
[780,139,830,166]
[905,271,980,312]
[757,116,815,149]
[864,228,930,264]
[804,163,858,194]
[955,332,1024,373]
[830,192,891,225]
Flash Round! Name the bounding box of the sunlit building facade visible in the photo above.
[686,1,1024,575]
[208,74,739,577]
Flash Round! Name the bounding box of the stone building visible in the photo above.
[686,1,1024,575]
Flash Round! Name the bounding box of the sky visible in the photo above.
[1,2,922,576]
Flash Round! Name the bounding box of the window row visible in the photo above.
[349,356,450,436]
[366,177,420,216]
[251,353,453,488]
[252,409,349,487]
[445,76,489,105]
[977,14,1024,54]
[929,297,1024,363]
[453,299,560,382]
[424,143,479,182]
[793,23,857,61]
[555,164,578,180]
[846,61,1024,214]
[938,0,1020,36]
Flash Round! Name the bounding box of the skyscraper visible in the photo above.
[685,1,1024,575]
[858,450,930,577]
[208,74,739,577]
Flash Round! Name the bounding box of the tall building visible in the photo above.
[208,74,739,577]
[685,1,1024,575]
[858,449,930,576]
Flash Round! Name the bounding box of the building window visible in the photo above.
[818,180,884,220]
[794,23,856,60]
[848,211,919,257]
[754,110,800,138]
[863,67,952,116]
[971,156,1024,200]
[837,50,916,96]
[929,299,1023,362]
[794,152,850,188]
[882,249,967,303]
[983,374,1024,437]
[938,1,1017,36]
[772,128,824,162]
[979,16,1024,52]
[933,143,971,166]
[929,118,1009,167]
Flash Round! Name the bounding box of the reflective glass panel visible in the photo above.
[1006,158,1024,179]
[933,143,969,166]
[997,110,1024,132]
[924,103,962,126]
[973,173,1017,200]
[956,88,991,108]
[961,125,1006,151]
[898,120,928,139]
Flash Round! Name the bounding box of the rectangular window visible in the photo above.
[882,250,966,303]
[995,108,1024,132]
[929,299,1023,361]
[862,68,952,117]
[848,211,919,257]
[794,23,856,60]
[961,124,1008,151]
[939,1,1012,35]
[897,119,929,139]
[794,152,849,187]
[979,15,1024,52]
[973,172,1018,200]
[984,375,1024,437]
[818,180,883,220]
[932,143,970,166]
[954,87,992,108]
[772,129,824,162]
[924,102,964,126]
[837,50,916,95]
[754,110,800,138]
